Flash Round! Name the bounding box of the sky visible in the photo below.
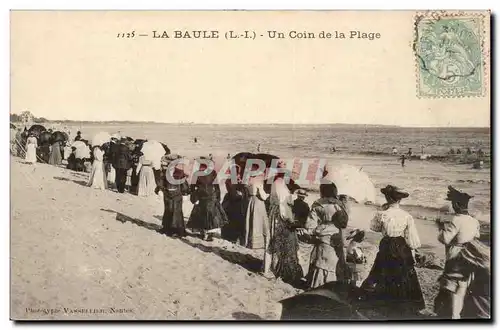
[10,11,491,127]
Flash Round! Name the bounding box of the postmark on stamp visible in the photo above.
[414,11,488,98]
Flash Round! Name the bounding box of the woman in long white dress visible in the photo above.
[25,134,38,164]
[137,155,156,197]
[88,146,107,190]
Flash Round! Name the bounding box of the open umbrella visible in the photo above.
[141,140,166,169]
[72,141,90,159]
[231,152,300,193]
[38,131,52,146]
[91,132,111,146]
[51,131,67,144]
[71,140,87,149]
[323,164,376,203]
[28,124,46,138]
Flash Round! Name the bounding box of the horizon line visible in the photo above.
[10,118,490,129]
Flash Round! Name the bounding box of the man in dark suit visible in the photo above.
[112,138,132,193]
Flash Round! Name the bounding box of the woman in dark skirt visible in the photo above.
[187,161,229,241]
[221,171,250,243]
[361,185,425,317]
[129,151,142,195]
[156,154,190,237]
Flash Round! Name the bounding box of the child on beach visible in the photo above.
[301,181,349,288]
[434,186,483,319]
[345,229,367,287]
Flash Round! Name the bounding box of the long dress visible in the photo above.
[157,168,190,236]
[267,178,303,285]
[25,137,37,164]
[137,156,156,197]
[63,145,72,160]
[460,240,491,319]
[48,141,62,165]
[305,197,349,289]
[362,203,425,316]
[241,177,269,249]
[129,153,141,195]
[107,166,116,188]
[39,144,50,163]
[88,148,107,190]
[294,198,313,275]
[222,181,250,243]
[434,213,481,319]
[187,173,229,234]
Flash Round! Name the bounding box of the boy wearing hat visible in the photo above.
[438,186,480,260]
[434,186,481,319]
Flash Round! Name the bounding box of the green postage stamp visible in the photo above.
[414,11,488,98]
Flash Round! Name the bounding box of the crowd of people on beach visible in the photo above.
[11,126,490,320]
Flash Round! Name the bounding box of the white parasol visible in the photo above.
[141,140,166,169]
[91,132,111,146]
[323,164,376,203]
[71,141,87,149]
[71,141,91,159]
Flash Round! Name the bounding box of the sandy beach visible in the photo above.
[10,154,488,320]
[10,9,491,321]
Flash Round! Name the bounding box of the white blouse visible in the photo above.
[270,178,294,220]
[370,204,421,250]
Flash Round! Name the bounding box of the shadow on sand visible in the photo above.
[102,210,264,273]
[53,176,88,187]
[100,210,307,289]
[231,312,263,320]
[100,208,162,232]
[179,237,263,273]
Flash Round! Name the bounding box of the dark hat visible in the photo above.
[296,189,308,197]
[446,186,473,202]
[77,131,81,134]
[320,180,338,198]
[380,185,409,200]
[346,229,365,242]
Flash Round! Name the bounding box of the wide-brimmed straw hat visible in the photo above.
[446,185,473,203]
[380,185,409,200]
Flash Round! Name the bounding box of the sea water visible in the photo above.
[59,123,491,222]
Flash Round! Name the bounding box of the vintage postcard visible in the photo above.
[10,10,491,321]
